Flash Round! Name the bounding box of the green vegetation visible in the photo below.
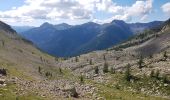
[163,51,168,61]
[124,64,131,82]
[150,70,155,78]
[75,56,79,62]
[80,75,84,84]
[38,66,41,74]
[110,67,115,74]
[103,62,109,73]
[94,66,99,74]
[89,59,93,65]
[138,55,144,69]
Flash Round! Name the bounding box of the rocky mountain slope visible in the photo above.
[0,21,97,100]
[54,18,170,99]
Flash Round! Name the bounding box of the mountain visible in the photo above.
[21,20,162,57]
[129,21,163,34]
[73,20,133,55]
[12,26,35,34]
[54,23,72,30]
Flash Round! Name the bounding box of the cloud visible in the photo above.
[162,2,170,16]
[93,0,153,23]
[0,0,154,24]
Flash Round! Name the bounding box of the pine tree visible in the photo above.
[75,56,79,62]
[138,55,144,69]
[59,67,62,74]
[103,54,106,60]
[163,51,168,61]
[155,70,160,79]
[162,74,167,83]
[38,66,41,74]
[124,64,131,81]
[94,66,99,74]
[103,62,109,73]
[80,75,84,83]
[89,59,93,65]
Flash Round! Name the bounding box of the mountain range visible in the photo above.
[13,20,163,57]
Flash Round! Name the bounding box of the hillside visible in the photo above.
[0,21,96,100]
[54,19,170,99]
[19,20,162,57]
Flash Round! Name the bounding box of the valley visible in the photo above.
[0,18,170,100]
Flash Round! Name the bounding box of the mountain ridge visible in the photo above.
[14,20,163,57]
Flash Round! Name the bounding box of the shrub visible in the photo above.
[110,67,115,74]
[150,70,154,78]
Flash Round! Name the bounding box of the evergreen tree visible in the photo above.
[162,74,167,83]
[38,66,41,74]
[138,55,144,69]
[124,64,131,81]
[94,66,99,74]
[80,75,84,83]
[163,51,168,61]
[75,56,79,62]
[150,70,154,78]
[103,62,109,73]
[155,70,160,79]
[89,59,93,65]
[103,54,106,60]
[59,67,62,74]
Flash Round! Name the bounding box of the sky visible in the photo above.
[0,0,170,26]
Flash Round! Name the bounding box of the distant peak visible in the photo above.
[111,20,125,24]
[59,23,69,26]
[40,22,53,28]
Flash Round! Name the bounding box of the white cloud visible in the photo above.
[0,0,154,24]
[162,2,170,16]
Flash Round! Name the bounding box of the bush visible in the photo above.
[110,67,115,74]
[150,70,154,78]
[0,68,7,76]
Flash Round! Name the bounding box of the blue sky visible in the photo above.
[0,0,170,26]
